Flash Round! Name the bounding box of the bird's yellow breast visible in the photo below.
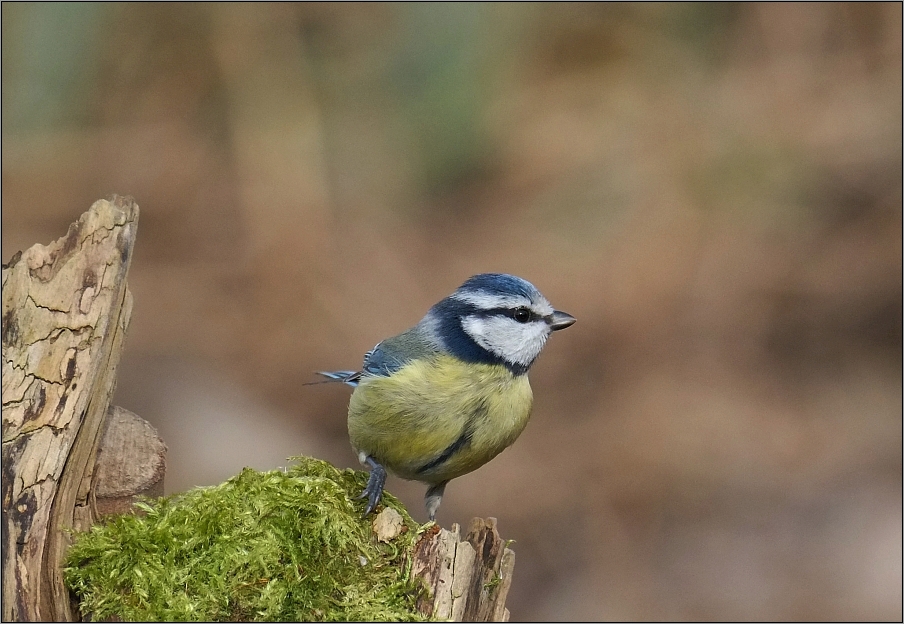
[347,355,533,483]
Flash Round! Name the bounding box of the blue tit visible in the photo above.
[318,273,575,520]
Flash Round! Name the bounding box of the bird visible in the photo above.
[317,273,575,521]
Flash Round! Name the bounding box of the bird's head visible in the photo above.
[422,273,575,375]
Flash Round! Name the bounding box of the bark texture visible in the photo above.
[413,517,515,622]
[2,197,139,621]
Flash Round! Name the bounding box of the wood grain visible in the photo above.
[412,517,515,622]
[2,197,139,621]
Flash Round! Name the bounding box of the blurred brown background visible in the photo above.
[3,3,901,620]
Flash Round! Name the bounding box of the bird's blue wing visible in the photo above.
[317,326,438,387]
[315,345,404,387]
[360,342,409,377]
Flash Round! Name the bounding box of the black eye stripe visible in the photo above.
[472,307,541,322]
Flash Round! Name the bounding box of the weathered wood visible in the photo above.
[93,406,166,518]
[1,197,139,622]
[412,517,515,622]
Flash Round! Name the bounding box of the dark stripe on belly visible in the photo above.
[415,427,472,474]
[415,399,487,474]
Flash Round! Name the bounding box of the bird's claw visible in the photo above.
[358,459,386,517]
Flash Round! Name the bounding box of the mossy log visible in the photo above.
[2,198,513,622]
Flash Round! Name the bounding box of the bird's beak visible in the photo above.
[549,310,576,331]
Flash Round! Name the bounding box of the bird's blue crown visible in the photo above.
[456,273,541,301]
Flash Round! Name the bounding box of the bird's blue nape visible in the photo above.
[457,273,541,300]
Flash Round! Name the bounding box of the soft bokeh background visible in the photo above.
[3,3,901,620]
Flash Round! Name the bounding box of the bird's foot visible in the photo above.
[424,481,448,521]
[357,456,386,517]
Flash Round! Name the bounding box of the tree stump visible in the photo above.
[413,517,515,622]
[2,197,139,621]
[92,405,167,518]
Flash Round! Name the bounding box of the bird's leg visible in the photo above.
[357,455,386,517]
[424,481,448,521]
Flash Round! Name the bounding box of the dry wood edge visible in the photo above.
[413,517,515,622]
[1,196,139,622]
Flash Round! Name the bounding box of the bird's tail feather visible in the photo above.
[304,371,362,387]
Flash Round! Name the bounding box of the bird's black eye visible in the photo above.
[513,308,532,323]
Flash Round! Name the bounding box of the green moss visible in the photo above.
[64,457,430,622]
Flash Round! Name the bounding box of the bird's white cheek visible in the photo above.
[461,317,549,366]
